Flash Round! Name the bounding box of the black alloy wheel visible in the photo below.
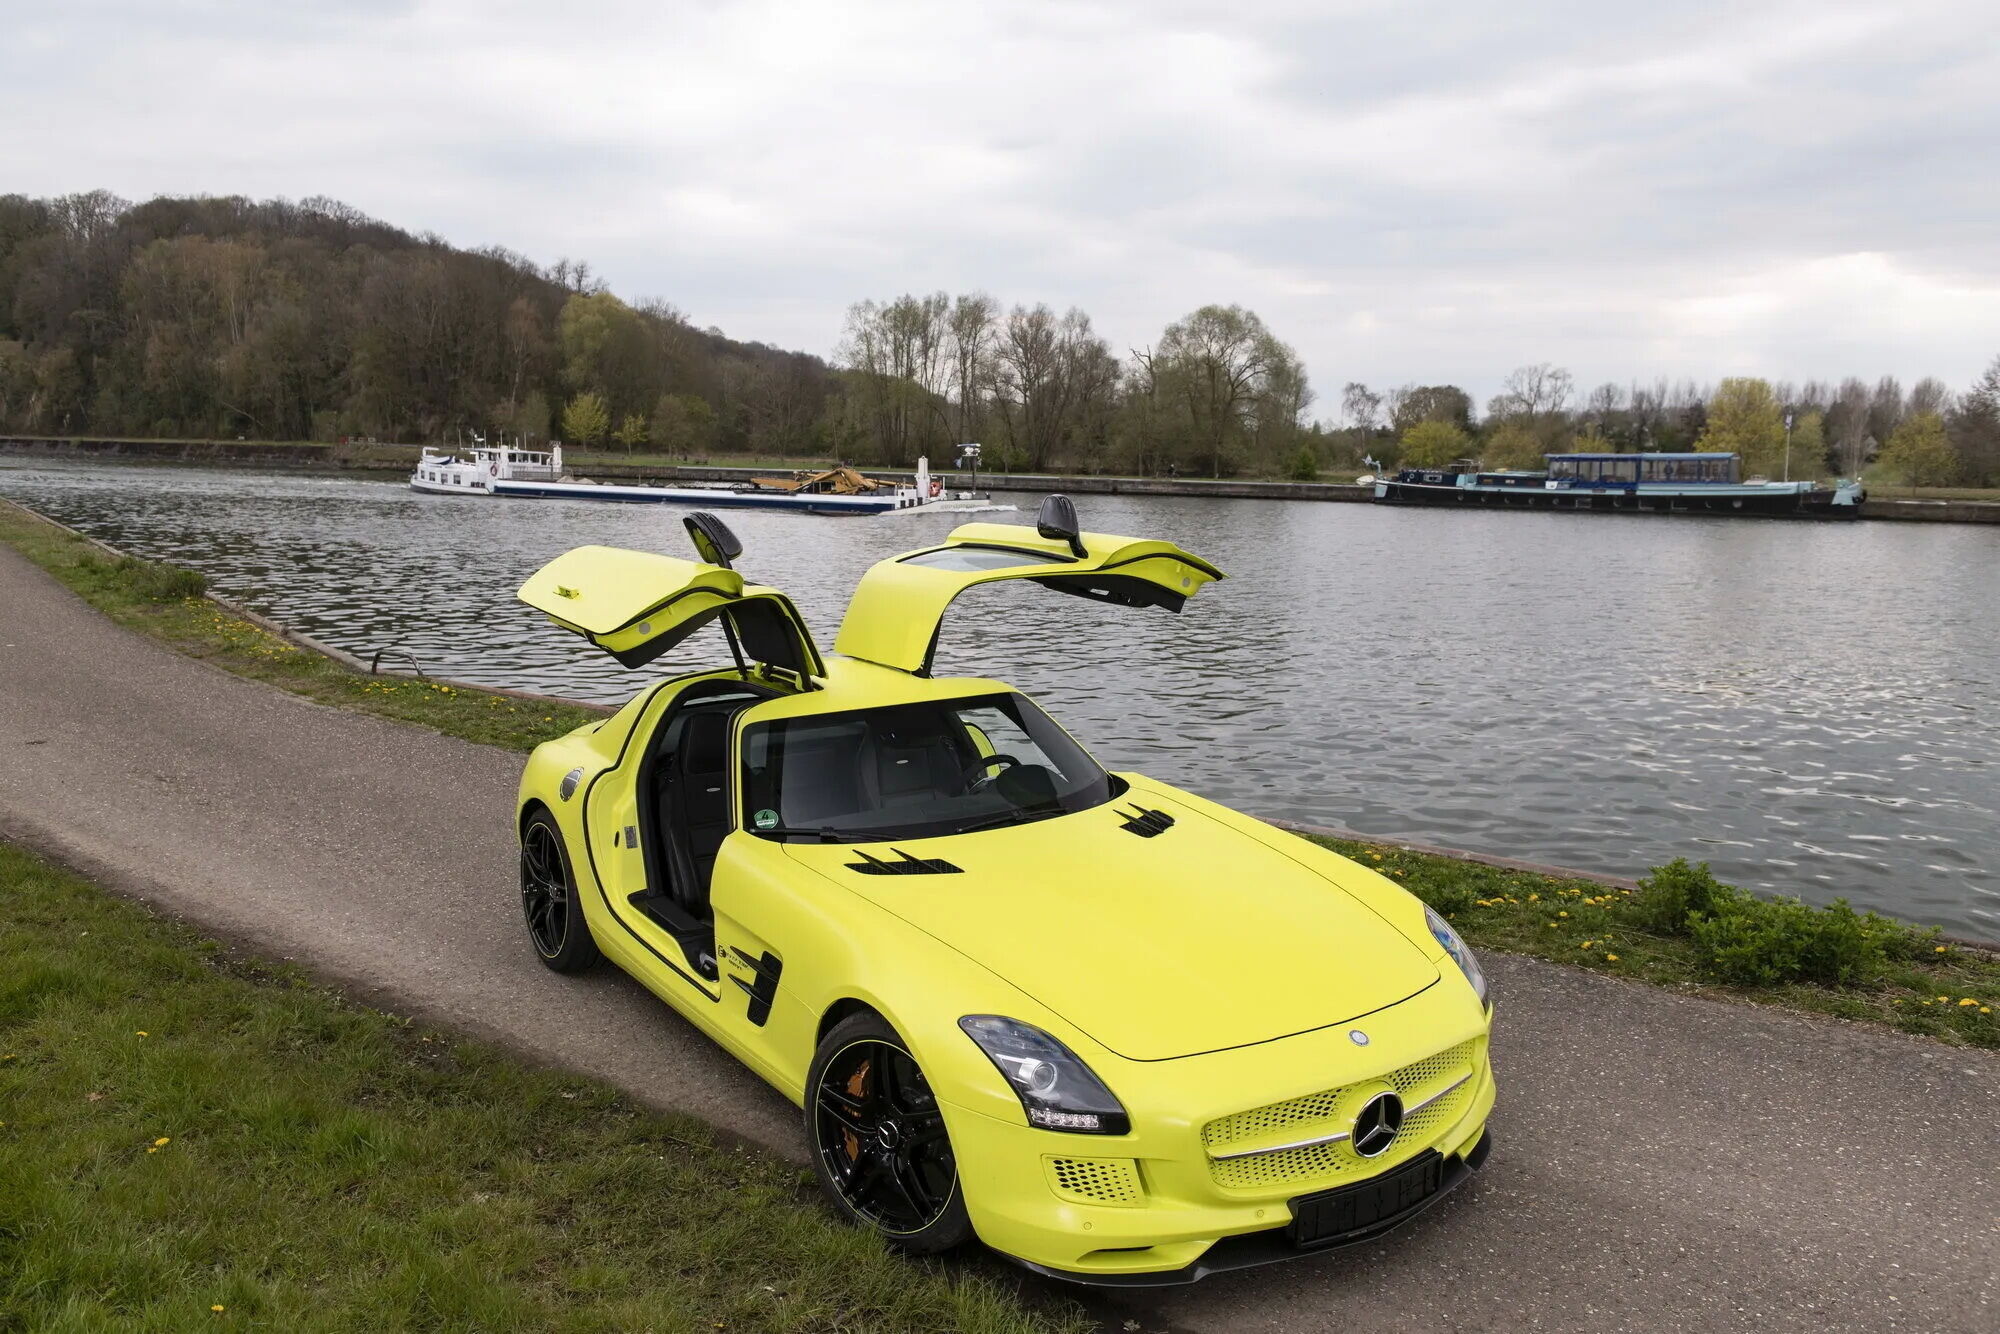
[807,1013,971,1253]
[519,810,601,973]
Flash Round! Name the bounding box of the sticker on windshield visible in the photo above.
[753,808,779,831]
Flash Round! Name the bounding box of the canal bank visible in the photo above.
[7,434,1997,522]
[0,522,1995,1334]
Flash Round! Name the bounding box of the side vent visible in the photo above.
[1118,806,1175,838]
[846,848,963,876]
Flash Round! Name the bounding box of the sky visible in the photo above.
[5,0,1998,411]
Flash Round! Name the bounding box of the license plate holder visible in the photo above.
[1288,1151,1444,1249]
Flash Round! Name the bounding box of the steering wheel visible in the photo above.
[961,753,1022,792]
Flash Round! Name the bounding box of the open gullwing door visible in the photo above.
[519,544,824,679]
[832,495,1224,676]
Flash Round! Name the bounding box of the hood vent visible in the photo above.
[847,848,963,876]
[1118,806,1175,838]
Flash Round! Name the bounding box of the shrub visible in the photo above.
[1688,897,1888,987]
[1286,444,1320,481]
[116,555,208,602]
[1631,857,1737,935]
[1637,858,1903,987]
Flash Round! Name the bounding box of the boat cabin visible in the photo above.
[1547,452,1740,485]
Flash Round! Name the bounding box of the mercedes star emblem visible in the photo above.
[1351,1091,1405,1158]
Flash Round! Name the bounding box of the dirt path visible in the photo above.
[1,542,1992,1333]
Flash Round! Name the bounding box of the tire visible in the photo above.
[806,1012,972,1255]
[519,809,602,974]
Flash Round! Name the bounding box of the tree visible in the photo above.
[1946,356,2000,487]
[1876,412,1958,488]
[1482,422,1544,470]
[613,412,649,454]
[561,391,609,448]
[1487,363,1574,422]
[1286,442,1319,481]
[1150,304,1306,477]
[1341,381,1382,457]
[1390,385,1472,435]
[1401,419,1471,467]
[650,392,716,458]
[1697,378,1786,477]
[1786,409,1827,480]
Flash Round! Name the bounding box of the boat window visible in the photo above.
[740,691,1113,842]
[898,545,1061,573]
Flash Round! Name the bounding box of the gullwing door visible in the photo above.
[832,495,1224,676]
[519,542,823,679]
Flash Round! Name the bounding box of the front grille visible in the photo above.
[1045,1155,1144,1206]
[1203,1039,1482,1190]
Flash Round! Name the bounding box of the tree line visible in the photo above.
[2,192,1994,487]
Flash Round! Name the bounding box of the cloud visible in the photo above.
[4,0,1997,405]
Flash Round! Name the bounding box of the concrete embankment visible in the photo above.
[8,434,2000,522]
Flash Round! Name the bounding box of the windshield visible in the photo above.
[739,692,1115,842]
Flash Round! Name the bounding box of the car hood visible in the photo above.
[783,789,1438,1061]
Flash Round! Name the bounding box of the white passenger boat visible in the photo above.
[410,442,988,515]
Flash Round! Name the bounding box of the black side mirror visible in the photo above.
[684,511,743,569]
[1036,494,1087,559]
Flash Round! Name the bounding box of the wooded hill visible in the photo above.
[2,191,1995,485]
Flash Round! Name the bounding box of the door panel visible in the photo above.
[833,522,1223,675]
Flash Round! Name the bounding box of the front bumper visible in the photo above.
[944,1034,1496,1285]
[1016,1129,1491,1287]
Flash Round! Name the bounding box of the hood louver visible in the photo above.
[846,849,964,876]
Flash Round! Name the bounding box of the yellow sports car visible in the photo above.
[514,498,1494,1285]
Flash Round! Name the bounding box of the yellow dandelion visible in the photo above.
[154,1137,170,1147]
[1935,945,1948,953]
[1982,1008,1992,1015]
[212,1305,225,1313]
[1606,954,1620,962]
[1959,998,1979,1007]
[1527,893,1539,902]
[1581,940,1594,949]
[1558,911,1569,918]
[1938,996,1950,1003]
[136,1031,149,1037]
[1546,921,1557,928]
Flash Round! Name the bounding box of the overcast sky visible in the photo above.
[6,0,1997,408]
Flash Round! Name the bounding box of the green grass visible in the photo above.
[1310,837,1999,1048]
[0,500,603,751]
[0,843,1088,1333]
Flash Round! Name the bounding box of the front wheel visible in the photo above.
[519,810,601,973]
[806,1013,972,1254]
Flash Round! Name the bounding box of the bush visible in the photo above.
[1688,897,1889,987]
[1637,858,1905,987]
[1286,443,1320,481]
[1632,857,1737,934]
[116,555,208,602]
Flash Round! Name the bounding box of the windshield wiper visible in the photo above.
[951,808,1056,835]
[760,825,870,843]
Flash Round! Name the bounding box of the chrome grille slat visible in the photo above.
[1202,1039,1482,1190]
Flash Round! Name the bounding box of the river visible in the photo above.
[4,457,1995,939]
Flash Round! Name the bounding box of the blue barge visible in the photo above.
[1374,452,1865,519]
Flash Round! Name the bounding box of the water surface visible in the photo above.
[5,458,1995,938]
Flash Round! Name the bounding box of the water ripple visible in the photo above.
[6,458,1998,937]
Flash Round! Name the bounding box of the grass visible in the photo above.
[0,843,1088,1333]
[1309,837,2000,1049]
[0,500,602,751]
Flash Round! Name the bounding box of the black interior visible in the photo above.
[626,678,775,980]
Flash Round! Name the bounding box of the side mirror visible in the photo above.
[1036,494,1087,559]
[684,512,743,570]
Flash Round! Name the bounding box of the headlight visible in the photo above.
[1426,906,1489,1005]
[958,1015,1130,1134]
